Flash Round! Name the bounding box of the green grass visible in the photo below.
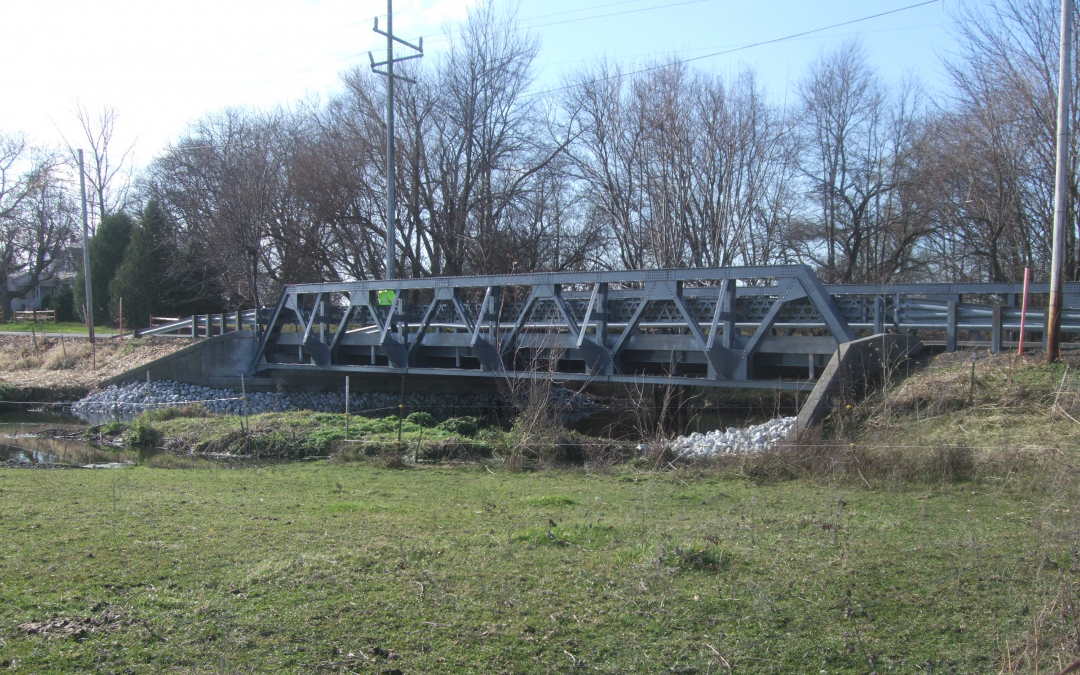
[1,463,1078,673]
[103,409,507,460]
[1,320,117,334]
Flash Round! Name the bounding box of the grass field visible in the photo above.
[1,461,1078,674]
[4,350,1080,673]
[1,321,117,335]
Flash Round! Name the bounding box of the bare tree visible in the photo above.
[148,109,279,309]
[564,61,797,271]
[927,0,1080,282]
[0,135,75,319]
[61,103,135,224]
[795,40,930,283]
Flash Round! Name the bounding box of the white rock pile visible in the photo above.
[70,380,600,421]
[665,416,798,457]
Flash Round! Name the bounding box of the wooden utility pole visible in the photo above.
[78,149,95,345]
[370,0,423,281]
[1048,0,1073,363]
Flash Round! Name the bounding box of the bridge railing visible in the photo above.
[138,310,260,338]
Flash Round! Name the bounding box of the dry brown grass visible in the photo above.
[683,350,1080,487]
[0,335,195,391]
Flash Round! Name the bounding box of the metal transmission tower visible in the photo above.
[369,0,423,281]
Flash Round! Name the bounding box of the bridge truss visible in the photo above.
[247,266,1080,389]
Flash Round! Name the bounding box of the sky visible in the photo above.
[0,0,960,170]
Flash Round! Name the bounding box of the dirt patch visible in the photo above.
[0,335,195,394]
[18,606,130,639]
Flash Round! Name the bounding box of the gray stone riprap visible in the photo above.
[665,416,797,457]
[70,380,600,421]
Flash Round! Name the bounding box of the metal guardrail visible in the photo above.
[138,309,259,337]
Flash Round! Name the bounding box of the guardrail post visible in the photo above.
[874,296,885,334]
[991,305,1002,354]
[235,308,242,332]
[1044,306,1051,350]
[190,315,197,338]
[947,300,958,352]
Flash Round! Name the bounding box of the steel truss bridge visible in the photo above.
[243,266,1080,390]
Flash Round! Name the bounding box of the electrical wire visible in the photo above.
[236,0,721,90]
[232,0,942,99]
[539,0,941,95]
[541,21,954,68]
[417,0,717,48]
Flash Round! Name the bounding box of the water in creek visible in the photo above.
[0,408,137,467]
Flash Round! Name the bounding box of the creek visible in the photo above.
[0,408,138,468]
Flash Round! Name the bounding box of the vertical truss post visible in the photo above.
[720,279,737,349]
[572,282,613,376]
[469,287,502,372]
[488,286,501,350]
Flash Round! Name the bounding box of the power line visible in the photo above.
[234,0,710,90]
[366,0,664,26]
[540,0,941,95]
[541,21,954,68]
[417,0,717,48]
[233,0,941,102]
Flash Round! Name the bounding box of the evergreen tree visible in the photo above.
[160,238,229,317]
[108,201,172,327]
[73,212,133,326]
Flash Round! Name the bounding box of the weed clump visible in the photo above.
[127,418,163,449]
[437,416,479,437]
[43,342,92,370]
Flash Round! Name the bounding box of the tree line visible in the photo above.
[1,0,1078,327]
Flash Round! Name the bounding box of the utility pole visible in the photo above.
[1048,0,1073,363]
[78,149,95,345]
[370,0,423,280]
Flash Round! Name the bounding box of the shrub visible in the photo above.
[406,411,435,427]
[128,418,162,449]
[438,416,479,437]
[418,436,494,461]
